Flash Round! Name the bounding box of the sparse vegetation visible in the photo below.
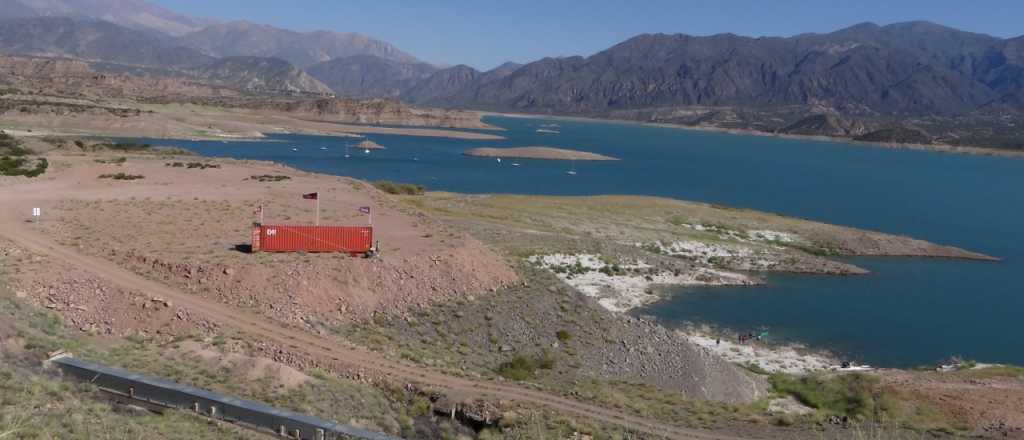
[0,131,31,156]
[95,157,128,165]
[742,362,770,375]
[768,372,966,433]
[250,174,291,182]
[95,141,152,152]
[0,132,44,177]
[99,173,145,181]
[166,162,220,169]
[373,180,425,196]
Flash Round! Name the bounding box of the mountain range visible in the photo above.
[1,0,1023,148]
[0,0,216,36]
[414,22,1024,118]
[178,21,419,68]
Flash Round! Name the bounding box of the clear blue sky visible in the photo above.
[155,0,1024,70]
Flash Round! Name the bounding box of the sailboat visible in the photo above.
[496,158,502,163]
[512,162,521,167]
[344,144,351,158]
[291,147,299,152]
[566,158,577,175]
[320,146,328,151]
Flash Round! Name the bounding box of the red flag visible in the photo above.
[359,206,371,214]
[302,192,318,200]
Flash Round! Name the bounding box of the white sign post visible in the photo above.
[31,207,41,222]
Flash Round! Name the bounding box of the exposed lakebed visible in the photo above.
[140,115,1024,368]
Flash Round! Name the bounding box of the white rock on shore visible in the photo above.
[686,332,834,374]
[527,253,754,313]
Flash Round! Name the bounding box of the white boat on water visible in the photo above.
[536,129,560,134]
[496,158,502,163]
[291,147,299,152]
[320,147,328,150]
[364,149,371,154]
[512,162,521,167]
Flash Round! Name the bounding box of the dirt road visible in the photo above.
[0,192,754,440]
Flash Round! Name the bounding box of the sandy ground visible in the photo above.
[464,147,619,161]
[0,101,504,141]
[881,368,1024,438]
[1,153,518,328]
[0,168,756,440]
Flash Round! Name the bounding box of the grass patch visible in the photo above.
[768,372,967,433]
[373,181,425,196]
[957,364,1024,379]
[99,173,145,181]
[770,373,882,418]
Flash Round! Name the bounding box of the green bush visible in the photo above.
[496,350,556,381]
[556,330,572,342]
[769,373,884,419]
[373,180,425,196]
[0,156,47,177]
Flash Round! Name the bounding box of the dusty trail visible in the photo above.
[0,196,754,440]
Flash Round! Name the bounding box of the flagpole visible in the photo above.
[260,204,264,224]
[315,191,320,226]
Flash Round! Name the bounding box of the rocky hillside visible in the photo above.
[306,54,436,98]
[178,21,419,68]
[0,55,238,98]
[190,56,331,95]
[402,62,522,106]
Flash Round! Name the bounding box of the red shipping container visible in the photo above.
[252,225,373,255]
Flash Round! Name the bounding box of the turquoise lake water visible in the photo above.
[144,115,1024,368]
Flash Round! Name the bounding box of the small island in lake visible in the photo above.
[357,139,386,150]
[464,146,619,161]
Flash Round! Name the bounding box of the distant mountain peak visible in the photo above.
[179,21,419,68]
[2,0,218,36]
